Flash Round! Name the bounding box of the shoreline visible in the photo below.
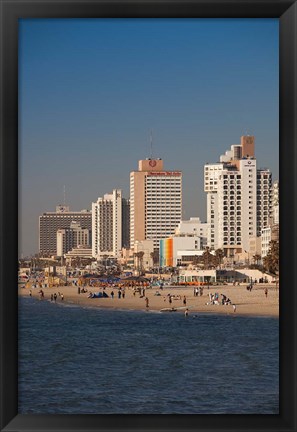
[19,283,279,318]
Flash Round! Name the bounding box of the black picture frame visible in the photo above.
[1,1,296,431]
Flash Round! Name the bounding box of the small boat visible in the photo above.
[160,307,177,312]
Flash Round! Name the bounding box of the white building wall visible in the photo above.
[261,227,272,258]
[272,180,279,225]
[134,240,154,270]
[112,189,122,258]
[204,164,224,250]
[92,189,123,259]
[129,174,135,248]
[257,169,272,235]
[239,159,257,252]
[172,236,201,266]
[175,217,209,248]
[145,173,182,249]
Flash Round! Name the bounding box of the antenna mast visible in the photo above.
[63,185,66,206]
[150,130,153,159]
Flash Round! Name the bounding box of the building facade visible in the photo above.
[57,221,90,256]
[204,136,272,256]
[175,217,209,249]
[130,158,182,249]
[39,205,92,256]
[272,180,279,225]
[92,189,130,259]
[257,168,272,236]
[133,240,154,271]
[159,235,202,267]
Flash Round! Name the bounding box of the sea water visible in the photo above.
[18,297,279,414]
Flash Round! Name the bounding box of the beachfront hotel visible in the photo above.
[91,189,130,259]
[204,136,273,257]
[39,205,92,256]
[130,158,182,250]
[56,221,90,256]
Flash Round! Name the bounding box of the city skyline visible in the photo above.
[19,18,279,256]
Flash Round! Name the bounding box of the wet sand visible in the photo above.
[19,283,279,317]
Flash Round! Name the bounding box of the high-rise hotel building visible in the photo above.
[130,158,182,249]
[91,189,130,259]
[56,221,90,256]
[204,136,272,256]
[39,205,92,256]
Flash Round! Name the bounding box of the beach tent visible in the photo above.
[91,291,109,298]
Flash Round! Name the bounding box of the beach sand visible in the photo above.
[19,283,279,317]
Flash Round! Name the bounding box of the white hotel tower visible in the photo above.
[92,189,128,259]
[130,158,182,249]
[204,136,272,257]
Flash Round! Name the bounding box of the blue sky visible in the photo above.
[19,18,279,256]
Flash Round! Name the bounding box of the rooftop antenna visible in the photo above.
[150,130,153,159]
[63,185,66,206]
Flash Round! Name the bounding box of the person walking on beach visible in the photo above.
[183,296,187,306]
[111,291,114,299]
[233,304,236,313]
[169,296,172,305]
[264,287,268,298]
[29,290,32,297]
[145,297,149,308]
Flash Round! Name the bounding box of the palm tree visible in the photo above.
[215,248,224,269]
[252,254,262,267]
[150,250,159,267]
[134,251,145,275]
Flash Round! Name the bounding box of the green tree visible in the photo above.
[202,247,214,269]
[214,248,224,269]
[263,240,279,274]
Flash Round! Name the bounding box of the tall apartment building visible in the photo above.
[130,158,182,249]
[272,180,279,225]
[204,136,272,256]
[92,189,130,259]
[56,221,90,256]
[39,205,92,256]
[257,168,272,236]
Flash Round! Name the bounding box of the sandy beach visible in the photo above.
[19,283,279,317]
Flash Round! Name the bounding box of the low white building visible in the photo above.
[177,269,217,284]
[261,225,279,258]
[159,235,203,267]
[175,217,209,248]
[64,246,93,265]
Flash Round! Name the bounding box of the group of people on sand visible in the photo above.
[29,289,64,302]
[194,287,203,297]
[206,292,232,306]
